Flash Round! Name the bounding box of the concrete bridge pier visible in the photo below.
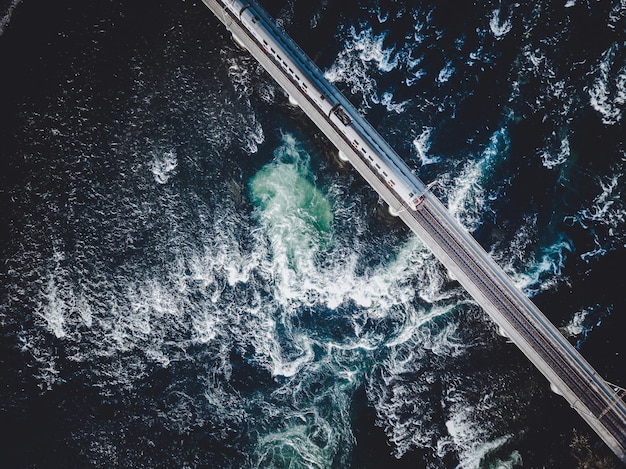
[550,382,564,396]
[388,205,401,217]
[231,32,247,49]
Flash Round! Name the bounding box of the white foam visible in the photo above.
[226,58,253,100]
[437,62,455,83]
[373,91,410,114]
[39,277,67,339]
[350,26,399,73]
[150,148,177,184]
[76,293,94,328]
[22,123,502,466]
[366,317,473,460]
[369,358,439,457]
[608,1,626,29]
[564,169,626,261]
[257,81,277,104]
[513,234,572,296]
[589,44,626,125]
[539,134,570,169]
[254,401,350,469]
[413,127,440,165]
[445,128,510,232]
[443,163,482,232]
[242,118,265,154]
[376,7,389,24]
[243,134,470,395]
[35,358,61,391]
[385,306,461,349]
[487,450,523,469]
[250,134,441,317]
[275,1,295,31]
[325,25,401,107]
[402,11,428,86]
[489,8,513,39]
[564,309,589,338]
[444,394,512,469]
[268,332,315,378]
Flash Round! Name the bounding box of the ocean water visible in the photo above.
[0,0,624,468]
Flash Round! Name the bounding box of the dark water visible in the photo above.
[0,0,625,467]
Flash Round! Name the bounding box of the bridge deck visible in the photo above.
[201,0,626,461]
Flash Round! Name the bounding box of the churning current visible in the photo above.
[0,0,625,468]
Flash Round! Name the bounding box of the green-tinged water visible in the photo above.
[250,133,333,273]
[2,0,625,467]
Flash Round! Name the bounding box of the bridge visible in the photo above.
[201,0,626,462]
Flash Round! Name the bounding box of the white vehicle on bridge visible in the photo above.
[221,0,426,211]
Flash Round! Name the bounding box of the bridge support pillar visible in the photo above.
[550,382,564,396]
[288,95,299,107]
[231,33,247,50]
[388,205,401,217]
[338,150,349,162]
[497,325,509,338]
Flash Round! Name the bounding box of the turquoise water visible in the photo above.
[250,134,333,273]
[0,0,624,467]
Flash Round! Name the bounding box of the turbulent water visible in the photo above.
[0,0,625,468]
